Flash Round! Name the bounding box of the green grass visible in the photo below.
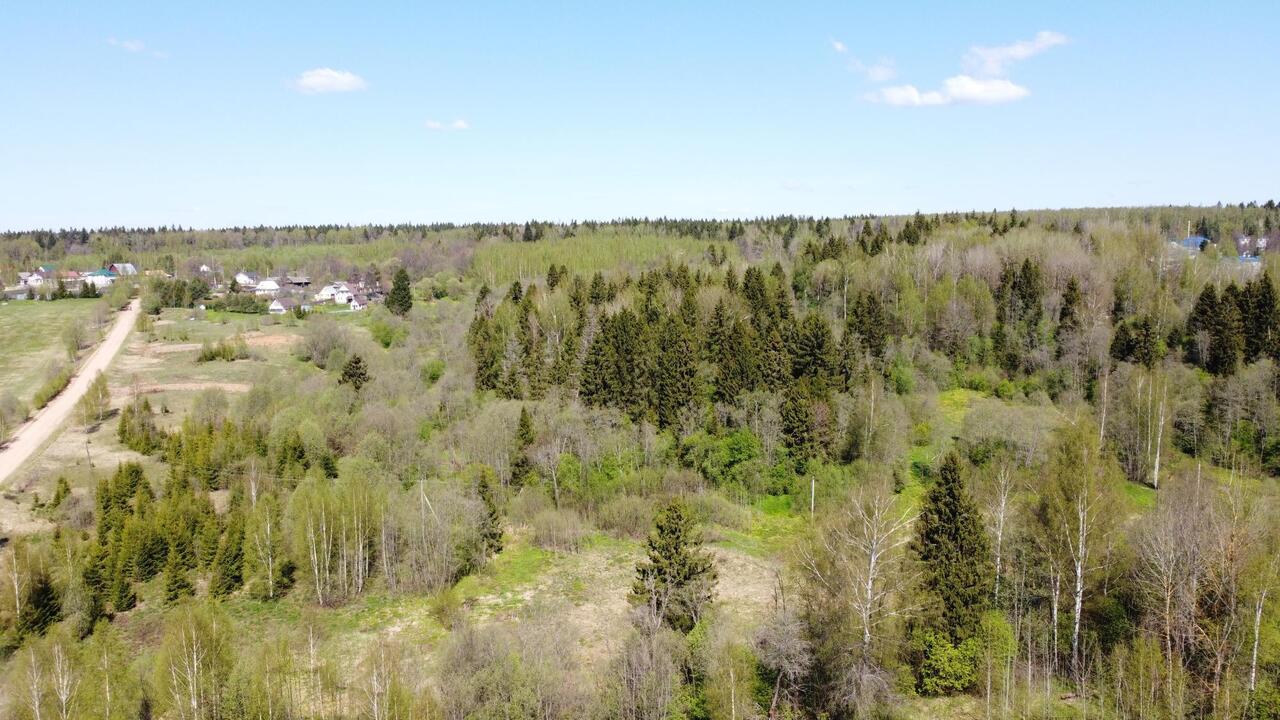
[472,229,736,285]
[1120,481,1157,511]
[716,495,806,559]
[0,299,101,403]
[454,537,555,611]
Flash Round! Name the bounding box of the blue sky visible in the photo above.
[2,1,1277,230]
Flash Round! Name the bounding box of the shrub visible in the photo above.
[298,318,353,369]
[917,631,977,695]
[596,494,654,539]
[32,363,73,409]
[421,358,446,387]
[530,507,589,552]
[196,335,250,362]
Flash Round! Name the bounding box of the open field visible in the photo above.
[0,299,103,405]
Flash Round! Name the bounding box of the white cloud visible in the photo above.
[108,37,146,52]
[831,39,847,54]
[867,75,1028,106]
[294,68,367,94]
[865,31,1063,107]
[963,30,1068,76]
[942,75,1029,103]
[426,118,470,131]
[866,84,948,107]
[850,57,896,83]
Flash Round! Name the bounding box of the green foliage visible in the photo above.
[913,453,993,642]
[631,499,717,633]
[196,334,250,362]
[31,362,72,409]
[387,266,414,316]
[340,353,370,391]
[917,631,978,695]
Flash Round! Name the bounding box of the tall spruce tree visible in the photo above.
[653,316,698,428]
[164,545,194,604]
[17,569,62,637]
[387,267,413,316]
[630,499,716,633]
[912,452,993,642]
[210,512,245,597]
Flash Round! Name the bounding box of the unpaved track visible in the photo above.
[0,298,140,487]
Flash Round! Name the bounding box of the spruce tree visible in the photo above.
[654,316,698,428]
[792,313,836,385]
[164,545,193,604]
[912,453,993,642]
[511,407,536,484]
[340,354,370,391]
[210,512,245,597]
[387,267,413,316]
[630,499,716,633]
[477,471,504,556]
[17,569,62,637]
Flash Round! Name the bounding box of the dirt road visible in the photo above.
[0,298,140,487]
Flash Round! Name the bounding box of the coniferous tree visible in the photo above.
[630,499,716,633]
[386,267,413,316]
[17,568,62,637]
[163,545,193,604]
[792,313,836,386]
[912,453,993,642]
[340,354,370,391]
[511,407,536,484]
[210,512,245,597]
[653,315,698,428]
[477,471,504,556]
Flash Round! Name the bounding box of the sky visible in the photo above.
[1,1,1277,230]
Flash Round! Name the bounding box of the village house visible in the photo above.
[313,282,353,304]
[254,278,282,296]
[234,271,258,287]
[268,297,309,315]
[82,269,117,289]
[108,262,138,276]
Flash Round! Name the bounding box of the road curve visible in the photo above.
[0,298,141,487]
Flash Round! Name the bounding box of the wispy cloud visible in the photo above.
[867,75,1029,106]
[294,68,367,94]
[108,37,145,52]
[831,39,847,54]
[850,57,896,83]
[865,31,1065,107]
[426,118,470,131]
[108,37,168,59]
[963,30,1067,77]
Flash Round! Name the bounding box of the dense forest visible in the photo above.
[4,204,1280,719]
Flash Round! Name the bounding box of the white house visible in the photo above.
[254,278,282,296]
[198,263,213,274]
[108,263,138,276]
[349,294,369,311]
[234,271,258,287]
[313,282,353,304]
[269,297,312,315]
[83,269,117,289]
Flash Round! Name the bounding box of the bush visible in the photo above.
[530,507,589,552]
[298,318,353,369]
[596,494,654,539]
[917,631,977,695]
[196,335,251,362]
[421,357,446,387]
[32,363,73,409]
